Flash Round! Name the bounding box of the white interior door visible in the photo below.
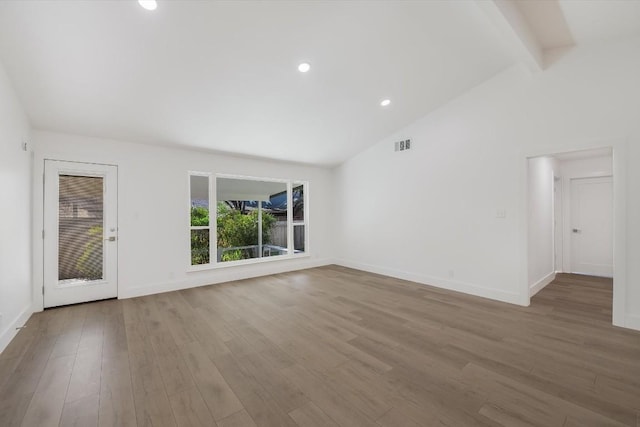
[570,176,612,277]
[44,160,118,307]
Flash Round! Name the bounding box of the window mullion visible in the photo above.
[210,174,215,265]
[287,180,293,255]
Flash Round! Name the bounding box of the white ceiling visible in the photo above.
[559,0,640,44]
[0,1,638,167]
[0,0,515,166]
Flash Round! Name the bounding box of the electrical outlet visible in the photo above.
[448,270,454,279]
[399,140,405,151]
[0,312,3,325]
[405,139,411,150]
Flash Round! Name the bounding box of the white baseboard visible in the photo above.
[0,305,33,355]
[625,314,640,331]
[335,259,522,306]
[119,257,333,299]
[529,271,556,297]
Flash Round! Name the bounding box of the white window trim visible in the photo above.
[188,171,213,268]
[187,173,309,272]
[292,181,309,254]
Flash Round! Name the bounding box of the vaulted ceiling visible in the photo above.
[0,1,639,166]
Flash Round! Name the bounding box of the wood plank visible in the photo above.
[217,410,257,427]
[168,386,217,427]
[180,341,243,421]
[65,346,102,404]
[289,401,339,427]
[280,364,376,427]
[376,407,423,427]
[133,389,177,427]
[322,360,394,419]
[49,303,87,358]
[21,353,75,427]
[212,353,299,427]
[0,356,22,390]
[0,390,34,427]
[464,362,629,427]
[98,352,137,427]
[235,351,309,413]
[59,393,99,427]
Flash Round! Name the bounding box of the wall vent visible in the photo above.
[394,138,411,152]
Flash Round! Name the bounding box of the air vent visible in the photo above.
[394,138,412,152]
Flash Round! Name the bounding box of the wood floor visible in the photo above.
[1,267,639,427]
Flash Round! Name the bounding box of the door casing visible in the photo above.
[43,160,118,307]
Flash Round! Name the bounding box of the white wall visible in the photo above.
[559,156,613,274]
[32,131,334,308]
[0,61,32,352]
[553,175,562,272]
[334,36,640,329]
[527,156,558,296]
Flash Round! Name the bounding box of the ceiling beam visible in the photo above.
[476,0,544,72]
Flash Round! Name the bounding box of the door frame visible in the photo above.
[33,155,119,312]
[520,138,627,328]
[553,175,562,273]
[43,160,118,308]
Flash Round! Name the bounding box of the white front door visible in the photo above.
[44,160,118,307]
[570,176,613,277]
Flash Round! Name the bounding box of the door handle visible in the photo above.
[105,236,117,242]
[572,228,581,233]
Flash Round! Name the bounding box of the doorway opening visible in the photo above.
[527,147,614,318]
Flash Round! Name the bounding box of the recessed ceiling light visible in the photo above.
[380,99,391,107]
[138,0,157,11]
[298,62,311,73]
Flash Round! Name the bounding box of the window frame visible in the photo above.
[291,181,308,253]
[187,172,309,271]
[188,171,213,270]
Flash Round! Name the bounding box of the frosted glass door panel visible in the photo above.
[58,175,104,282]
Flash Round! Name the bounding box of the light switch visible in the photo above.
[496,208,506,219]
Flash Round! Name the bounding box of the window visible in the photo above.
[189,173,211,265]
[217,177,287,262]
[58,175,104,281]
[292,183,305,252]
[188,173,308,268]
